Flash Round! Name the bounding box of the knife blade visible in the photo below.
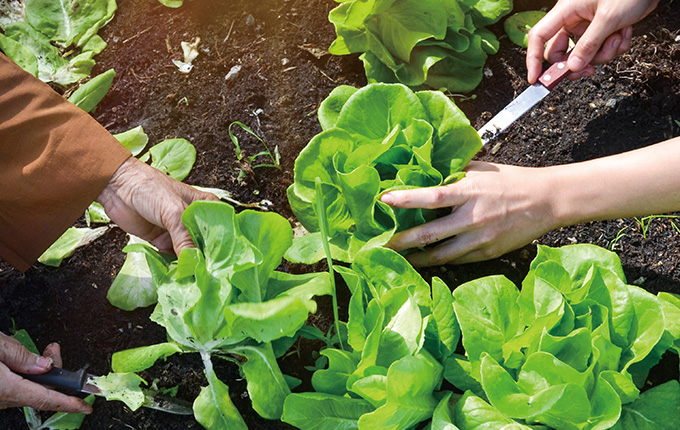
[20,367,193,415]
[478,60,571,146]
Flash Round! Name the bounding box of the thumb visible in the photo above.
[0,335,52,374]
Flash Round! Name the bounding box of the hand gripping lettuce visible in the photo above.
[286,83,481,264]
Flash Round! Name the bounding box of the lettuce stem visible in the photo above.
[314,177,344,350]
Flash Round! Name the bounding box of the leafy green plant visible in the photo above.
[504,10,546,48]
[110,200,331,428]
[609,225,629,251]
[67,68,115,113]
[283,243,680,429]
[158,0,184,7]
[328,0,511,92]
[282,246,459,429]
[435,244,680,429]
[0,0,116,85]
[634,214,680,239]
[286,83,481,264]
[228,120,282,170]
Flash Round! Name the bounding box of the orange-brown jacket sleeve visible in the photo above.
[0,53,131,272]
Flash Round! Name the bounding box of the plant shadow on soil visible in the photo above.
[1,0,680,429]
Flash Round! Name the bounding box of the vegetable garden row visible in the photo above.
[1,0,680,429]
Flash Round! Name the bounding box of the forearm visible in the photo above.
[548,137,680,227]
[0,53,130,271]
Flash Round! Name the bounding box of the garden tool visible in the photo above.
[21,367,194,415]
[478,60,571,146]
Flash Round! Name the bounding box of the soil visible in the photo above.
[1,0,680,428]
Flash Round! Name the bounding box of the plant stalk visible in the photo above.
[314,177,344,350]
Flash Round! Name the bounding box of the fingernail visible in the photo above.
[380,193,394,205]
[612,37,621,51]
[568,55,585,71]
[35,355,53,369]
[624,27,633,39]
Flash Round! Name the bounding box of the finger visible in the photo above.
[42,343,62,369]
[162,206,197,255]
[381,183,469,210]
[386,212,466,252]
[149,230,174,255]
[526,5,571,83]
[589,32,623,65]
[404,234,481,267]
[544,30,573,64]
[618,26,633,55]
[0,334,52,374]
[567,14,620,72]
[10,375,92,414]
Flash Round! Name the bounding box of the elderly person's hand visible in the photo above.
[97,157,219,255]
[0,332,91,413]
[526,0,659,84]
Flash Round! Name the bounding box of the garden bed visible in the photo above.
[1,0,680,428]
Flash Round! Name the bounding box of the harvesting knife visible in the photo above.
[20,367,194,415]
[477,60,570,146]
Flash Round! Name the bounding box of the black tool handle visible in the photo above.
[19,367,87,392]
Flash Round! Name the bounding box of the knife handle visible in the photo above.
[538,61,570,90]
[19,367,87,392]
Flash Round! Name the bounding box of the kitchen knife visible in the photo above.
[20,367,194,415]
[477,60,571,146]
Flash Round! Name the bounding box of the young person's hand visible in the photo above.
[381,161,560,266]
[97,157,219,255]
[381,137,680,267]
[527,0,659,83]
[0,332,91,413]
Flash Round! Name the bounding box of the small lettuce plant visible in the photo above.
[286,83,481,263]
[282,243,680,429]
[283,246,459,430]
[328,0,512,92]
[109,201,331,429]
[439,244,680,429]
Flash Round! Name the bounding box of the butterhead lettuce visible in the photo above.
[286,83,481,263]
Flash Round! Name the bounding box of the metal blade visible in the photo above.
[82,378,194,415]
[477,83,549,146]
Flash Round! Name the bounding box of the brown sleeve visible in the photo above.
[0,53,131,272]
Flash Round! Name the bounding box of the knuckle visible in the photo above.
[415,229,441,246]
[429,187,449,206]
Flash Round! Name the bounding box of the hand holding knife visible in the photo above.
[20,367,193,415]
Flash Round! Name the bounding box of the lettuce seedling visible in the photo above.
[111,201,331,428]
[286,83,480,263]
[283,246,459,430]
[328,0,511,92]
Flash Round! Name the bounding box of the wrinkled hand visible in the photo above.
[97,157,218,255]
[527,0,659,83]
[380,162,560,267]
[0,332,91,413]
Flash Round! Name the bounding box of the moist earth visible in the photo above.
[1,0,679,428]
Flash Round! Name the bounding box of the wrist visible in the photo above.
[96,156,136,207]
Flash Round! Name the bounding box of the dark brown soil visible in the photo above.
[1,0,679,428]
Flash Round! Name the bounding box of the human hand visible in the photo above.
[526,0,659,83]
[96,157,219,255]
[0,332,92,413]
[380,162,560,267]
